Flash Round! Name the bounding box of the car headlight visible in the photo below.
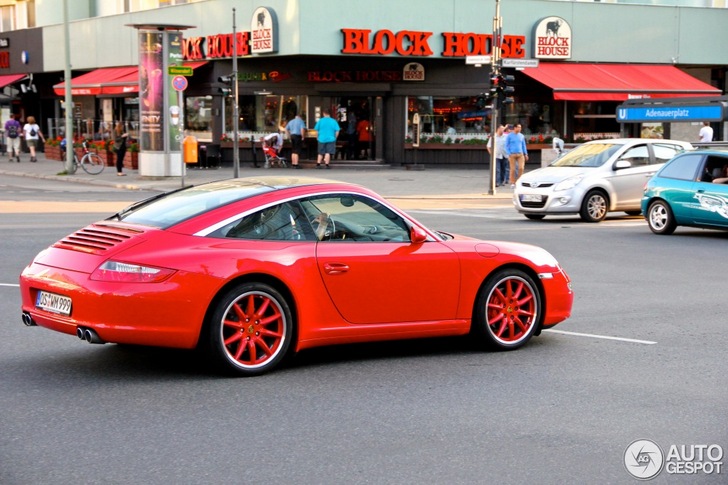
[90,260,176,283]
[554,175,584,192]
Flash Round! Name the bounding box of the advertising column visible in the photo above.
[137,28,185,176]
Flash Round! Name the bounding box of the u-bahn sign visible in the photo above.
[616,97,728,123]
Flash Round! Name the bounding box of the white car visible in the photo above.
[513,138,693,222]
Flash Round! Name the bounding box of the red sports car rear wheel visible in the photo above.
[208,282,292,376]
[474,269,541,349]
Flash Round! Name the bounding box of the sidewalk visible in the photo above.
[0,152,518,209]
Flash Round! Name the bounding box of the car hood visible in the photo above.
[519,166,589,185]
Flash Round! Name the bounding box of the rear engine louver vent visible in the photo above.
[54,224,144,253]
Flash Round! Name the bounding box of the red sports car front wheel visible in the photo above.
[208,282,293,376]
[474,269,541,350]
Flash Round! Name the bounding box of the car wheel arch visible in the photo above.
[198,273,298,349]
[646,198,678,235]
[580,188,611,222]
[470,263,546,338]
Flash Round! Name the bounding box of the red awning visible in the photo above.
[522,63,722,101]
[53,67,138,96]
[53,62,208,96]
[0,74,26,89]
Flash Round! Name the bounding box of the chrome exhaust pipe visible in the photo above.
[83,328,105,344]
[76,327,86,340]
[21,312,36,326]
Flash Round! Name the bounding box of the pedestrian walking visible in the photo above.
[504,123,528,187]
[285,113,306,168]
[23,116,45,162]
[487,124,509,186]
[313,109,339,169]
[5,114,22,162]
[698,121,713,142]
[113,122,128,176]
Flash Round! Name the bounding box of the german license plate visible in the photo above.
[36,291,72,316]
[521,194,544,203]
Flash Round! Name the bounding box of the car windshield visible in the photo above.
[551,143,622,168]
[115,181,274,228]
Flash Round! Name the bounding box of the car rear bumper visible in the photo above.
[20,262,208,349]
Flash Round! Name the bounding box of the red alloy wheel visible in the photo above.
[483,272,539,347]
[209,282,292,375]
[222,291,286,367]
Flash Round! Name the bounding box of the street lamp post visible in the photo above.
[488,0,503,195]
[62,0,73,174]
[232,8,240,178]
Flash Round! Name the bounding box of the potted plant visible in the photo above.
[43,137,63,160]
[124,142,139,169]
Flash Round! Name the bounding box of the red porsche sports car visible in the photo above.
[20,177,573,376]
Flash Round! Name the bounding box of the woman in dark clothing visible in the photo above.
[113,122,128,176]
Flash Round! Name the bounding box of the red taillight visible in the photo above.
[90,261,176,283]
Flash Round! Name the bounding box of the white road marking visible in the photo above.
[1,283,20,287]
[544,328,656,345]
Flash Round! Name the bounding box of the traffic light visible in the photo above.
[218,75,233,96]
[489,73,500,96]
[489,72,515,107]
[500,73,515,105]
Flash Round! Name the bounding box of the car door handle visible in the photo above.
[323,263,350,275]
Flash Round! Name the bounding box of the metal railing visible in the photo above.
[44,119,139,141]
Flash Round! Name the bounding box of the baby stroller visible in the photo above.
[260,138,288,169]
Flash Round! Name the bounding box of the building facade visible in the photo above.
[2,0,727,166]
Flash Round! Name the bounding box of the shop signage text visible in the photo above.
[341,28,526,58]
[0,51,9,69]
[533,17,572,60]
[616,105,725,122]
[0,38,8,48]
[250,7,278,54]
[308,70,404,82]
[183,32,250,61]
[403,62,425,81]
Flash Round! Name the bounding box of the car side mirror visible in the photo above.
[410,225,428,244]
[614,159,632,170]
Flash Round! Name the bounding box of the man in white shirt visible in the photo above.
[698,122,713,142]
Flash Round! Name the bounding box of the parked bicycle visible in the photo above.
[60,139,105,175]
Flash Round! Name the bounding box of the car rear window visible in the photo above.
[117,183,274,228]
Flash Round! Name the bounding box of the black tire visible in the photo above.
[579,190,608,222]
[81,152,105,175]
[473,269,542,350]
[624,210,642,216]
[647,200,677,235]
[524,214,545,220]
[206,282,293,376]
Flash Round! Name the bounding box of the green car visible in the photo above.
[642,149,728,235]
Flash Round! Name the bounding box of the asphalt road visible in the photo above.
[1,175,726,484]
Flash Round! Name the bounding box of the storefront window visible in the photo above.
[406,96,490,143]
[185,95,212,141]
[502,102,560,139]
[223,95,307,140]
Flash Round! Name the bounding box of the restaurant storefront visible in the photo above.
[37,1,728,168]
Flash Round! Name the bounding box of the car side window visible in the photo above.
[210,201,315,241]
[299,194,411,242]
[652,144,684,164]
[620,145,650,166]
[658,153,703,181]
